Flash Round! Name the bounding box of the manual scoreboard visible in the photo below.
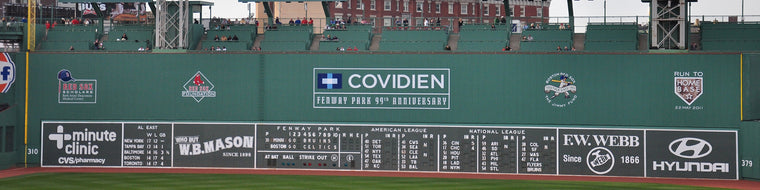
[40,122,737,179]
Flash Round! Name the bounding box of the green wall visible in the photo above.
[743,53,760,121]
[740,121,760,180]
[0,53,25,169]
[20,53,744,167]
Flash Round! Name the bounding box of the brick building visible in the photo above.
[329,0,550,26]
[257,0,551,28]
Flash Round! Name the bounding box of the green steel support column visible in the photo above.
[91,3,105,36]
[322,2,331,23]
[567,0,574,31]
[504,0,511,26]
[149,2,157,17]
[263,2,274,26]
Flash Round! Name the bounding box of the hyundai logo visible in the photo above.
[668,137,712,159]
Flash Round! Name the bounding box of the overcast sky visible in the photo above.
[208,0,758,20]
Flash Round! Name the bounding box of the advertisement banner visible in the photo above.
[41,123,122,166]
[172,124,256,168]
[558,129,644,176]
[646,130,737,179]
[313,68,450,109]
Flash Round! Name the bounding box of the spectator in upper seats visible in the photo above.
[255,20,259,26]
[424,18,429,27]
[194,19,199,24]
[214,25,220,30]
[501,16,507,24]
[228,35,233,40]
[557,46,562,51]
[308,18,313,25]
[121,33,128,41]
[691,42,699,50]
[295,18,302,25]
[70,46,74,51]
[221,35,228,41]
[84,19,90,25]
[71,18,79,25]
[571,47,576,51]
[564,46,569,51]
[93,39,100,50]
[530,23,535,29]
[222,46,227,51]
[527,35,534,41]
[403,18,409,26]
[503,46,512,51]
[436,18,441,26]
[491,24,496,29]
[275,17,282,25]
[210,46,215,51]
[232,35,239,41]
[288,19,295,26]
[395,19,402,26]
[45,21,50,35]
[559,23,565,30]
[458,18,463,28]
[214,35,220,41]
[216,46,222,51]
[138,47,145,51]
[444,45,451,51]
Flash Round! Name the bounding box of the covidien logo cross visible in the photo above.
[317,73,342,89]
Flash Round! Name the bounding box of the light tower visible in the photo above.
[643,0,696,49]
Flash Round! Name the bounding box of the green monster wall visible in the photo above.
[13,52,759,179]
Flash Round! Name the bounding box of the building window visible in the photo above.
[336,2,343,9]
[384,0,391,10]
[510,6,514,17]
[461,3,467,14]
[537,7,543,17]
[357,0,363,10]
[396,0,399,11]
[483,4,489,16]
[448,3,453,14]
[496,5,500,16]
[371,0,376,10]
[348,0,351,9]
[416,2,422,12]
[403,0,409,12]
[435,2,441,13]
[520,6,525,17]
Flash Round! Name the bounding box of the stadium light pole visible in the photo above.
[603,0,606,24]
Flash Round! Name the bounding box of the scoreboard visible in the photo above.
[40,122,738,179]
